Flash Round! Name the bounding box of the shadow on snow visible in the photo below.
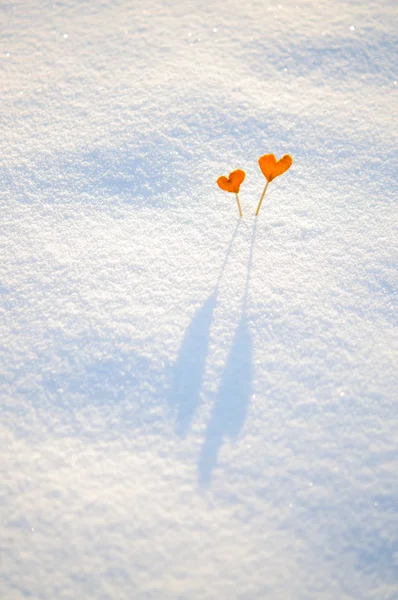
[167,218,258,486]
[198,220,257,486]
[198,312,253,486]
[167,220,241,438]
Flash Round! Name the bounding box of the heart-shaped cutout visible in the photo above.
[217,169,246,193]
[258,154,293,182]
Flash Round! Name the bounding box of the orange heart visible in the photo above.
[217,169,246,193]
[258,154,293,182]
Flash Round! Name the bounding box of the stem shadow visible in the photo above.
[167,221,241,437]
[198,220,257,486]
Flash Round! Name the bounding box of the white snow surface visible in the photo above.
[1,0,398,598]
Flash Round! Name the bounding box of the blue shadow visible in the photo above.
[167,221,241,437]
[168,294,217,437]
[198,221,257,486]
[198,314,253,486]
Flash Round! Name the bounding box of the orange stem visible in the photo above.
[235,193,243,217]
[255,181,270,216]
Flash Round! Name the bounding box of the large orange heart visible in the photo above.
[258,154,293,182]
[217,169,246,193]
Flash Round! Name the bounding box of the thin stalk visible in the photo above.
[235,193,243,217]
[255,180,270,216]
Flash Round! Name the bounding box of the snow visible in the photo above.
[1,0,397,598]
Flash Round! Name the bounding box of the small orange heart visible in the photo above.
[258,154,293,182]
[217,169,246,193]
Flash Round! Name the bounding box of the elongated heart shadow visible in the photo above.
[198,314,253,486]
[167,220,241,438]
[198,220,257,486]
[168,294,217,437]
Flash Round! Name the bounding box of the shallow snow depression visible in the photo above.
[1,0,397,598]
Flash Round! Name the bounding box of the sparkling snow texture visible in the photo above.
[1,0,397,598]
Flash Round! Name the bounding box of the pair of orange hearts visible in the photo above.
[217,153,293,193]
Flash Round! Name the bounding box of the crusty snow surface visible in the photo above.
[1,0,397,598]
